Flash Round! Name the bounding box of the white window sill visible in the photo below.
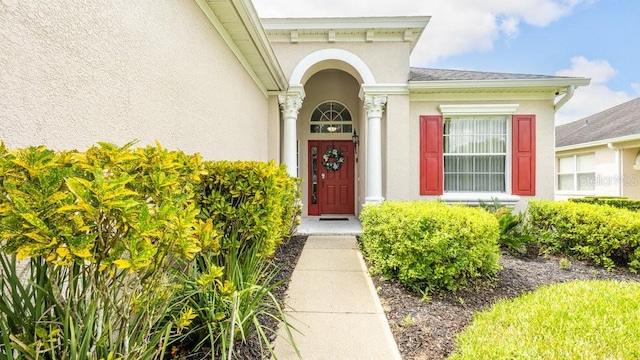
[440,193,521,207]
[555,191,596,196]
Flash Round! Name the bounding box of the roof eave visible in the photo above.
[556,133,640,151]
[409,78,591,92]
[233,0,288,90]
[261,16,431,30]
[195,0,288,95]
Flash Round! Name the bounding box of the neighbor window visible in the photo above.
[557,153,595,191]
[310,101,352,134]
[443,116,508,192]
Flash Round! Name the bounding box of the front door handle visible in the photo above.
[321,173,326,188]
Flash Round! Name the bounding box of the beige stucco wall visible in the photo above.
[383,94,412,200]
[0,1,270,160]
[270,42,411,84]
[408,96,557,210]
[622,146,640,198]
[556,143,640,200]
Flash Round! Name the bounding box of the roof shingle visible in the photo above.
[409,67,575,81]
[556,97,640,148]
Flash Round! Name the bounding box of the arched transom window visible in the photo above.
[310,101,353,134]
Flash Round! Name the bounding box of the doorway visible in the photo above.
[308,140,355,215]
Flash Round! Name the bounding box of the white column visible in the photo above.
[364,94,387,204]
[278,93,303,178]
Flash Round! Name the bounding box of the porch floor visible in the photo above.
[296,215,362,236]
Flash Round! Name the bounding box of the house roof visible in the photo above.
[261,16,430,51]
[195,0,287,94]
[556,97,640,149]
[410,68,564,81]
[408,67,591,101]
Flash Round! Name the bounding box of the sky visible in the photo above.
[253,0,640,125]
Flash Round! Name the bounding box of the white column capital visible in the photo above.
[279,91,303,178]
[364,94,388,119]
[278,93,304,119]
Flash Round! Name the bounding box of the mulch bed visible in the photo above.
[373,251,640,360]
[232,235,308,360]
[234,236,640,360]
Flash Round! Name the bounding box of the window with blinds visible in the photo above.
[443,116,508,192]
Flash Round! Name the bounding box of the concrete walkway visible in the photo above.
[272,235,401,360]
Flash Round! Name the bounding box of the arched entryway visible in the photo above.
[307,100,355,215]
[278,49,387,216]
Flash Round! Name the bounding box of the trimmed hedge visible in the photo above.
[569,196,640,212]
[527,200,640,272]
[360,201,501,293]
[197,160,301,259]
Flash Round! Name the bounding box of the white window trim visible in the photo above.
[440,192,521,207]
[437,104,522,205]
[556,153,596,193]
[441,115,513,195]
[439,104,519,116]
[309,100,353,134]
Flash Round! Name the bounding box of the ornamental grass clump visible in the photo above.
[0,142,301,359]
[450,280,640,359]
[360,201,501,294]
[171,160,301,358]
[0,141,210,359]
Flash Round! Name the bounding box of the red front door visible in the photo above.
[308,141,355,215]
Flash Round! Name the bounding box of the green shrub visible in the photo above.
[0,142,301,359]
[197,160,300,259]
[0,142,208,359]
[527,200,640,272]
[359,201,501,294]
[175,160,301,358]
[569,196,640,212]
[450,280,640,359]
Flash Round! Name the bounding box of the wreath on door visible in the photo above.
[322,148,345,172]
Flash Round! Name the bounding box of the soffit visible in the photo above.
[197,0,287,93]
[262,16,430,52]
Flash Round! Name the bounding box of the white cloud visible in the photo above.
[555,57,632,125]
[252,0,633,125]
[556,56,617,84]
[632,83,640,96]
[253,0,591,65]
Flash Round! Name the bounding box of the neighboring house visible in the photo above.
[555,97,640,200]
[1,0,589,216]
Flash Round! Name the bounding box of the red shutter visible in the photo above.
[512,115,536,195]
[420,115,443,195]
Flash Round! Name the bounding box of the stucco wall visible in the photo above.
[270,42,410,84]
[623,146,640,198]
[383,94,411,200]
[0,0,270,160]
[408,97,557,210]
[556,144,640,200]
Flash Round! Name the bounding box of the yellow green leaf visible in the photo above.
[112,259,131,269]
